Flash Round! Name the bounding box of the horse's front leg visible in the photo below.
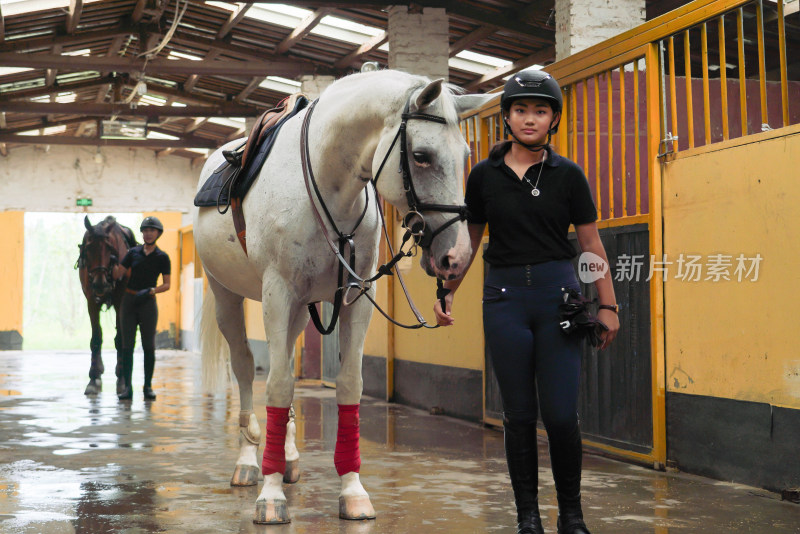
[335,294,376,520]
[84,300,104,395]
[253,279,307,525]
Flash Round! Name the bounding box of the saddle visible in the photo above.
[194,93,310,253]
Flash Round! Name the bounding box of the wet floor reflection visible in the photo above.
[1,349,799,533]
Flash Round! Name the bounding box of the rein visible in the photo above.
[300,95,466,334]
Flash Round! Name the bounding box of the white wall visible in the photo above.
[0,145,201,213]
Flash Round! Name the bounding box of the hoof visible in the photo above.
[116,377,125,395]
[253,499,290,524]
[231,465,260,487]
[283,459,300,484]
[84,379,102,395]
[339,495,376,520]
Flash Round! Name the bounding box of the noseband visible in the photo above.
[300,92,466,334]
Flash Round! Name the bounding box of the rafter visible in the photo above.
[2,116,103,135]
[0,101,261,118]
[449,25,496,57]
[67,0,84,34]
[465,46,556,91]
[217,3,252,39]
[0,78,114,102]
[235,77,266,103]
[0,24,149,53]
[0,2,5,44]
[185,117,209,134]
[184,49,222,93]
[0,52,312,78]
[0,134,218,149]
[333,31,387,69]
[275,7,332,55]
[45,45,63,87]
[132,0,148,23]
[273,1,548,37]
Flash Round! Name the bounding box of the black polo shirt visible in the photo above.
[465,143,597,267]
[121,245,171,291]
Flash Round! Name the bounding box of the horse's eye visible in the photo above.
[412,151,431,167]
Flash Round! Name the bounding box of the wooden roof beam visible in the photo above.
[235,77,266,103]
[464,46,555,91]
[334,31,387,69]
[0,53,311,78]
[132,0,148,23]
[275,7,332,55]
[217,3,252,39]
[449,26,496,57]
[3,116,103,135]
[0,24,152,53]
[184,49,221,93]
[0,101,262,118]
[45,45,62,87]
[0,3,5,44]
[0,134,217,149]
[66,0,84,34]
[185,117,209,134]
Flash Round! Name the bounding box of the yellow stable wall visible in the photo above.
[392,247,486,371]
[145,211,182,346]
[0,211,24,349]
[662,124,800,409]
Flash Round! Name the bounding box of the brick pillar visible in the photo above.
[387,6,449,81]
[300,75,336,100]
[555,0,645,61]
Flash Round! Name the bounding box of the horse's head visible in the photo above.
[81,216,122,304]
[374,79,497,280]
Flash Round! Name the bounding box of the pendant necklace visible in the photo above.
[522,158,545,197]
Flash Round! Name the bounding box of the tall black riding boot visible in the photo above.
[549,422,591,534]
[118,348,134,400]
[504,419,544,534]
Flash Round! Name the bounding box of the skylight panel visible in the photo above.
[245,4,311,29]
[258,76,301,94]
[42,125,66,135]
[0,0,101,16]
[0,67,33,76]
[147,131,180,141]
[168,51,203,61]
[54,92,75,103]
[63,49,92,57]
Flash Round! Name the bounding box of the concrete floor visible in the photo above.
[1,349,798,534]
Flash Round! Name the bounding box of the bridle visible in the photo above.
[300,92,467,334]
[80,235,120,307]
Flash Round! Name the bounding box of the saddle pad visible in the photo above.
[194,95,310,208]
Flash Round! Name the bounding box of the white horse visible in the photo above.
[193,70,495,524]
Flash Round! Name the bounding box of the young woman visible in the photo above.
[118,216,171,401]
[434,68,620,534]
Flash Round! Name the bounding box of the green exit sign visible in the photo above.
[76,198,93,207]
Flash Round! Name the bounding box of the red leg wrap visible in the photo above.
[261,406,290,475]
[334,404,361,476]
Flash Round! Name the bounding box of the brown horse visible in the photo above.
[77,216,137,395]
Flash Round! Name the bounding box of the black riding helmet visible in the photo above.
[140,216,164,234]
[501,69,563,150]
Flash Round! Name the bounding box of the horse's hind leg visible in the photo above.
[335,295,376,520]
[254,277,307,525]
[84,301,103,395]
[207,276,260,487]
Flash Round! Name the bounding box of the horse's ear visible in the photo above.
[452,93,501,115]
[84,216,92,231]
[415,79,445,111]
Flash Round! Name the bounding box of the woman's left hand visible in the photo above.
[597,309,620,350]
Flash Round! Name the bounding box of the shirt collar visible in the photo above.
[489,143,562,168]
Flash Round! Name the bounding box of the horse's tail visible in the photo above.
[199,286,231,393]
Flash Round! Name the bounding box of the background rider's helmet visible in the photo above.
[501,69,563,133]
[140,216,164,234]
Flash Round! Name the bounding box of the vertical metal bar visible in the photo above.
[668,37,678,152]
[594,74,601,219]
[645,42,667,469]
[683,29,695,149]
[701,23,711,145]
[607,70,614,219]
[571,83,578,160]
[777,0,789,127]
[718,15,729,140]
[582,80,589,188]
[737,8,747,136]
[634,58,641,215]
[756,0,768,128]
[619,65,627,216]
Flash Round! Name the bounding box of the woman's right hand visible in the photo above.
[434,292,455,326]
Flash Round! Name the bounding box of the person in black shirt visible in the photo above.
[118,216,171,401]
[434,69,619,534]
